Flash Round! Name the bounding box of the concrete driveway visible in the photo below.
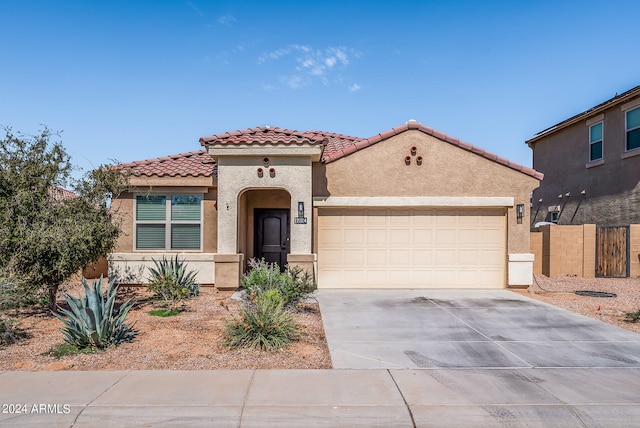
[317,289,640,369]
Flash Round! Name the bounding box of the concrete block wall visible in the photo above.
[631,225,640,277]
[582,224,596,278]
[533,224,636,278]
[530,231,543,275]
[548,225,584,277]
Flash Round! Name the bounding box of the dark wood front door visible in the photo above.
[254,209,289,270]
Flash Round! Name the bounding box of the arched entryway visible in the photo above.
[238,188,291,272]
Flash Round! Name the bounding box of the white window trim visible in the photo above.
[624,106,640,153]
[133,193,204,252]
[588,121,604,162]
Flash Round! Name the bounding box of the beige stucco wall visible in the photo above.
[315,130,539,255]
[216,155,314,255]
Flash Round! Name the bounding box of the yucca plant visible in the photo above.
[147,255,200,310]
[53,277,137,349]
[240,258,316,308]
[224,290,299,351]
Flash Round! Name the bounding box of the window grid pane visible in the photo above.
[136,196,166,221]
[590,141,603,161]
[137,224,166,249]
[627,107,640,130]
[589,122,602,143]
[171,224,201,249]
[171,195,202,221]
[627,128,640,151]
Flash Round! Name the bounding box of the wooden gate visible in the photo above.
[596,226,629,277]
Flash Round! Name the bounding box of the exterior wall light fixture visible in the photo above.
[516,203,524,224]
[298,201,304,217]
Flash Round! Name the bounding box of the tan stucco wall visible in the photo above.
[315,130,539,254]
[112,193,134,253]
[216,155,314,255]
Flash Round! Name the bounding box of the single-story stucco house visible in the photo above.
[110,120,542,290]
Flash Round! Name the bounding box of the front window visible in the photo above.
[589,121,603,161]
[135,194,202,250]
[626,106,640,151]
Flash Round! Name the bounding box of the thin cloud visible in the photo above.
[186,1,204,16]
[217,14,236,27]
[258,45,360,90]
[349,83,361,92]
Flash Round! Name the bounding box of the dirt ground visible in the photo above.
[2,275,639,371]
[514,274,640,335]
[0,286,331,371]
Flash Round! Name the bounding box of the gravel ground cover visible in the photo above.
[0,286,331,371]
[514,275,640,335]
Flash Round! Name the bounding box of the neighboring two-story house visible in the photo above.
[527,85,640,226]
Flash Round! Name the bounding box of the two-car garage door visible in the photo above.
[317,208,506,288]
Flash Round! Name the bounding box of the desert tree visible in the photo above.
[0,127,129,311]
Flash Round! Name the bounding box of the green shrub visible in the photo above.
[147,256,200,310]
[0,316,29,347]
[0,274,48,310]
[44,342,98,358]
[149,308,181,317]
[240,258,316,309]
[625,309,640,323]
[281,265,316,308]
[224,290,299,351]
[53,277,137,349]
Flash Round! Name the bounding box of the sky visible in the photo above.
[2,0,639,178]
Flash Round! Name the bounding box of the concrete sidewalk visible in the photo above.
[2,368,640,427]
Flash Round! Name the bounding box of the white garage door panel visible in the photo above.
[317,208,506,288]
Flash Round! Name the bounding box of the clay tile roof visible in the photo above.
[116,150,216,177]
[321,120,543,180]
[115,121,542,180]
[199,126,323,146]
[49,186,78,201]
[304,130,361,157]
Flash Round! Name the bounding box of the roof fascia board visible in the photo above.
[207,145,322,161]
[527,87,640,146]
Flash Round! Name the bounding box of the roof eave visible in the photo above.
[526,85,640,146]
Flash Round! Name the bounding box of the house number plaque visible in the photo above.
[294,217,307,224]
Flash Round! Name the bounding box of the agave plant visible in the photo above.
[54,277,137,349]
[147,255,200,310]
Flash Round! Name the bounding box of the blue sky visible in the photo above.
[2,0,639,177]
